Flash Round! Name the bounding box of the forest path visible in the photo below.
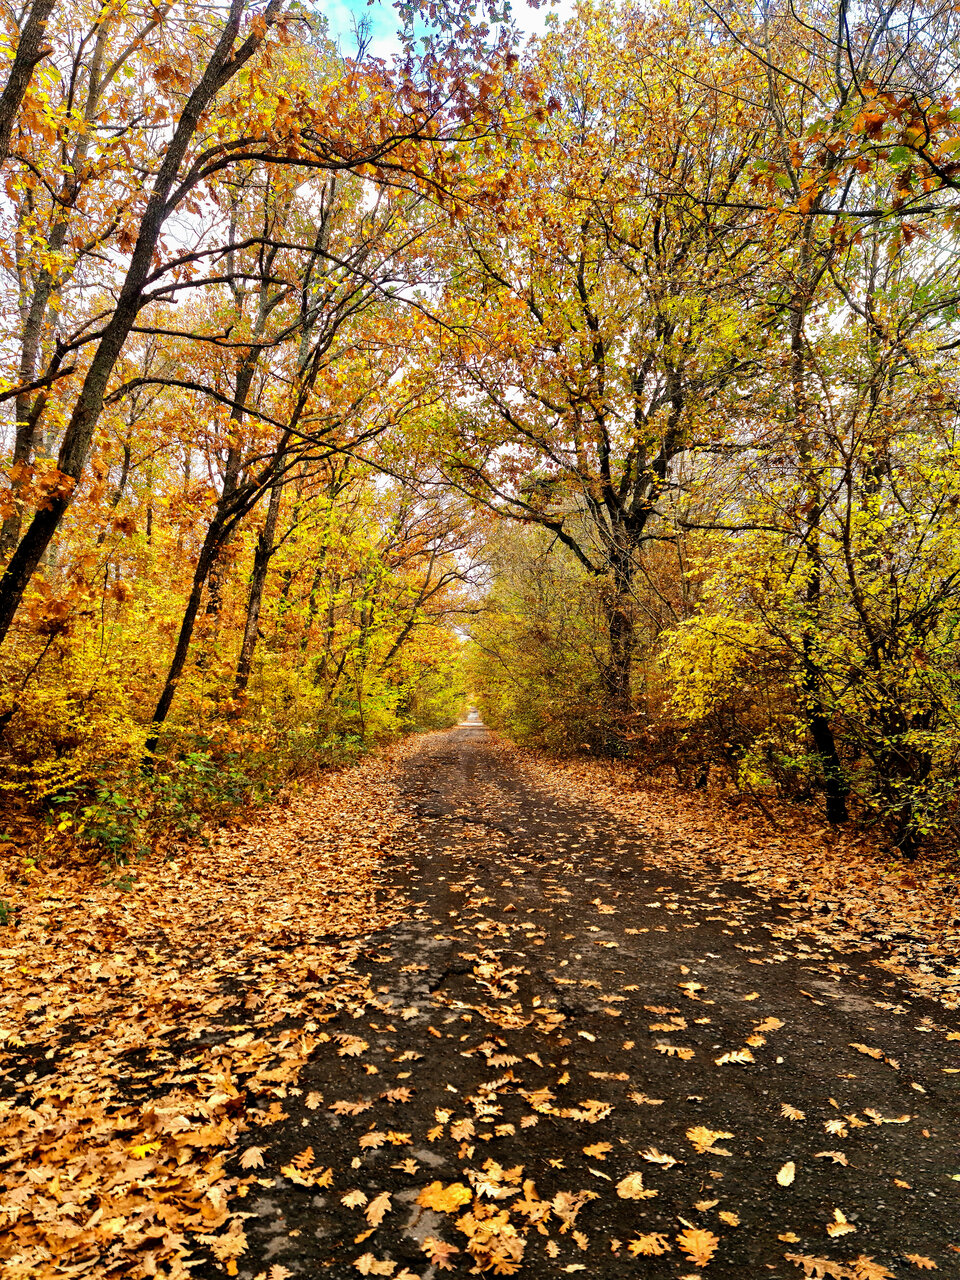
[223,727,960,1280]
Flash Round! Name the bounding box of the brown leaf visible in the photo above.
[852,1260,897,1280]
[784,1255,853,1279]
[422,1237,460,1270]
[365,1192,391,1227]
[337,1036,370,1058]
[239,1146,265,1170]
[331,1099,375,1116]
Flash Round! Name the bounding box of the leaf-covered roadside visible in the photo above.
[518,751,960,1011]
[0,748,411,1278]
[227,726,959,1279]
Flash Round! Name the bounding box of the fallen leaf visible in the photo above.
[850,1041,884,1060]
[687,1126,734,1155]
[676,1226,720,1266]
[416,1181,473,1212]
[826,1208,857,1238]
[785,1254,852,1278]
[641,1146,679,1168]
[715,1047,755,1065]
[353,1254,395,1276]
[366,1192,392,1227]
[852,1259,897,1280]
[628,1233,672,1256]
[777,1161,797,1186]
[656,1041,695,1059]
[421,1237,460,1270]
[616,1171,658,1200]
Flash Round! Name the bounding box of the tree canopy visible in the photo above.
[4,0,960,856]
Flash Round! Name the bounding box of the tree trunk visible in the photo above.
[0,0,57,163]
[790,286,848,825]
[234,478,283,695]
[602,550,635,722]
[144,518,229,756]
[802,645,849,824]
[0,0,279,648]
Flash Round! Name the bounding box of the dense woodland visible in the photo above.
[3,0,960,858]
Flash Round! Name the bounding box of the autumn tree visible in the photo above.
[0,0,519,650]
[416,0,775,727]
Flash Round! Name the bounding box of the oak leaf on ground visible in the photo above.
[676,1227,720,1266]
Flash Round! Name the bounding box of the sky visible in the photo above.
[320,0,569,59]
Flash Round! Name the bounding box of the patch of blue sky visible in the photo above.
[318,0,570,59]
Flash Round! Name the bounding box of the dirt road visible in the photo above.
[222,727,960,1279]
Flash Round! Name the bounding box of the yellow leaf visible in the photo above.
[353,1254,395,1276]
[687,1126,733,1155]
[128,1140,161,1158]
[849,1043,884,1060]
[628,1233,671,1256]
[616,1171,657,1200]
[777,1161,796,1186]
[826,1208,856,1238]
[656,1041,695,1059]
[715,1047,755,1065]
[676,1226,720,1265]
[416,1181,473,1212]
[641,1146,679,1168]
